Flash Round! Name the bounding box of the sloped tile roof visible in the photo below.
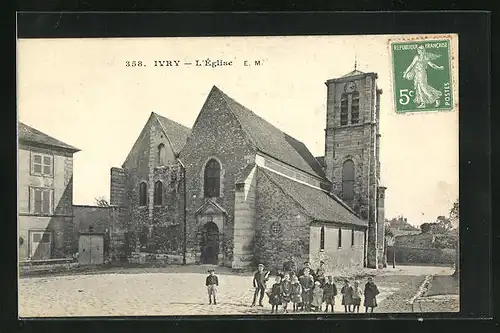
[153,113,191,154]
[315,156,326,168]
[261,168,366,227]
[235,163,256,183]
[18,122,80,152]
[212,86,326,179]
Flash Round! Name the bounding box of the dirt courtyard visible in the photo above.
[18,265,456,317]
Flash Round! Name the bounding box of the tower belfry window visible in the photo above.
[340,93,348,125]
[342,159,355,202]
[351,91,360,124]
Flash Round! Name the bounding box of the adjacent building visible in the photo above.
[17,122,80,261]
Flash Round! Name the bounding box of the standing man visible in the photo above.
[299,267,315,311]
[315,261,326,287]
[299,261,317,280]
[282,255,296,276]
[252,263,269,307]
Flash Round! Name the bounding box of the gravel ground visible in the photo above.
[426,275,459,296]
[18,265,455,317]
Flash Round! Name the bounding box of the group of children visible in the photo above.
[340,278,380,313]
[267,272,339,313]
[204,261,380,314]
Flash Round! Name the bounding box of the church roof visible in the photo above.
[212,86,326,179]
[261,168,366,227]
[153,113,191,154]
[315,156,326,168]
[18,122,80,152]
[341,69,365,78]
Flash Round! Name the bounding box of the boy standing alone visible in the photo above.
[205,269,219,305]
[251,263,269,307]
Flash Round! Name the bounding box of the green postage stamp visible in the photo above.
[390,38,454,113]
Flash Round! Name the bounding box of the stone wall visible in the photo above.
[232,165,257,269]
[254,169,311,273]
[179,87,256,266]
[309,224,365,272]
[120,114,181,255]
[110,167,126,206]
[72,205,128,261]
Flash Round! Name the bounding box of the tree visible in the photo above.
[95,196,110,207]
[420,223,432,234]
[449,199,459,277]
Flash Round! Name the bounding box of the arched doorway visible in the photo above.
[201,222,219,264]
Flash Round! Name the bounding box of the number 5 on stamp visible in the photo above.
[390,38,453,113]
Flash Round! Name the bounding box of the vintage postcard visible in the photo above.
[17,34,459,317]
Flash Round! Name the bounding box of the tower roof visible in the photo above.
[341,69,365,78]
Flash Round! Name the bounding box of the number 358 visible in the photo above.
[399,89,414,105]
[125,61,144,67]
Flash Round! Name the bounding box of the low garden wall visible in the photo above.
[387,246,455,266]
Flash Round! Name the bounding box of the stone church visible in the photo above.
[109,69,387,272]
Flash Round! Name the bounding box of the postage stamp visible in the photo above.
[390,37,455,113]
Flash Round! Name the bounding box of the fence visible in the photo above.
[386,246,455,266]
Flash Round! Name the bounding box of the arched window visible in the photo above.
[340,93,348,125]
[204,159,221,197]
[320,226,325,251]
[157,143,166,165]
[338,228,342,248]
[342,159,355,202]
[351,91,359,124]
[139,182,147,206]
[154,181,163,205]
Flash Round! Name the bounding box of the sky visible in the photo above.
[17,35,459,226]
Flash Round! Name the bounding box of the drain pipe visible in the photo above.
[177,156,187,265]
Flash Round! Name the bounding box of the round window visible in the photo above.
[19,237,24,247]
[271,222,282,234]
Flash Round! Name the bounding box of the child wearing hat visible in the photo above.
[341,279,353,313]
[363,277,380,313]
[252,263,269,307]
[311,280,324,312]
[205,269,219,305]
[290,274,302,312]
[322,276,338,313]
[351,280,363,313]
[267,275,283,313]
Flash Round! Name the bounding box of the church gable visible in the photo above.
[195,199,227,216]
[122,114,153,174]
[123,113,190,171]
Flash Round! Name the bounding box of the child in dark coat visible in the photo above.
[280,273,292,313]
[364,277,380,313]
[341,280,353,313]
[290,275,302,312]
[322,276,337,313]
[268,275,283,313]
[205,269,219,305]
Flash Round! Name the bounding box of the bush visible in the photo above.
[387,246,455,265]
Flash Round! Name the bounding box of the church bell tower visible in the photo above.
[323,67,386,269]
